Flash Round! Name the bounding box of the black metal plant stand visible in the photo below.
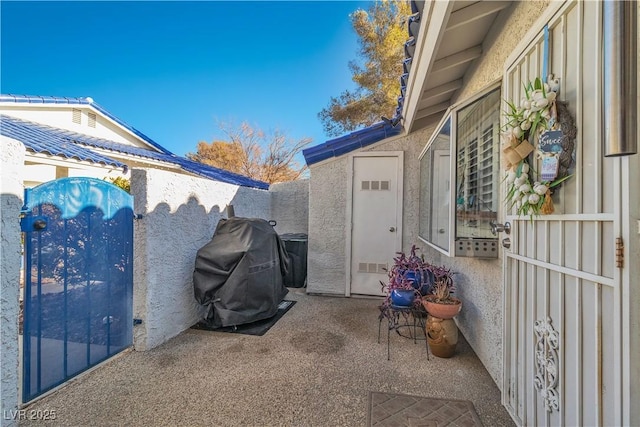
[378,304,429,361]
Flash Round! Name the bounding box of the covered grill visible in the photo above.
[193,217,289,328]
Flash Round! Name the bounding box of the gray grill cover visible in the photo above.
[193,217,289,328]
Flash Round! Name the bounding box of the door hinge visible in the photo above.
[616,237,624,268]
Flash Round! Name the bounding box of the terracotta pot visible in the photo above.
[421,297,462,319]
[426,315,458,358]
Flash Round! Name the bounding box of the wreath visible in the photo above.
[501,75,576,219]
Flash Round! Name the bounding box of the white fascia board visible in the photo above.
[402,0,455,133]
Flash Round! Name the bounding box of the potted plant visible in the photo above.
[421,278,461,319]
[419,267,461,358]
[380,245,434,308]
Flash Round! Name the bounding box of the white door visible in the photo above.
[502,2,631,426]
[349,153,403,296]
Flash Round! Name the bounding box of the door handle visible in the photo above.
[438,228,445,234]
[490,221,511,235]
[389,227,396,232]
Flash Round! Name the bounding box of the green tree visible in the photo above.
[319,0,412,137]
[105,176,130,193]
[187,121,311,184]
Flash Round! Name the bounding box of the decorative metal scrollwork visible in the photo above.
[534,317,560,412]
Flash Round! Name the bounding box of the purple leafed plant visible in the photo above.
[379,245,457,317]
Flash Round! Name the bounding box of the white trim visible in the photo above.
[307,131,408,169]
[506,213,615,222]
[345,156,354,297]
[346,151,404,297]
[505,252,615,287]
[503,1,568,72]
[403,1,455,132]
[417,81,502,257]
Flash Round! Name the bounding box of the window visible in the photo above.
[419,85,501,257]
[419,118,451,251]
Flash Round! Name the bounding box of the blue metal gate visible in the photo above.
[20,177,134,402]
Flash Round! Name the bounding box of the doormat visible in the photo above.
[367,391,483,426]
[191,300,296,336]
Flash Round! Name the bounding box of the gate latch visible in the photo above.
[20,215,48,232]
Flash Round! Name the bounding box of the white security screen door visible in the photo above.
[502,2,629,426]
[349,153,403,296]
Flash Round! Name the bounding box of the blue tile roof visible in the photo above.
[0,94,171,154]
[0,114,126,168]
[302,121,403,166]
[0,114,269,190]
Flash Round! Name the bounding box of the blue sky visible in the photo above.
[1,1,371,158]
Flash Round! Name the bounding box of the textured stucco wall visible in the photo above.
[307,158,349,295]
[305,1,552,387]
[455,0,551,102]
[1,136,24,425]
[415,1,551,387]
[306,130,434,295]
[270,179,309,235]
[364,130,436,254]
[131,168,270,350]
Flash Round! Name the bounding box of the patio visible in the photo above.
[20,288,514,426]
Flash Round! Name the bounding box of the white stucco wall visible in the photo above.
[433,0,550,387]
[305,1,553,387]
[307,157,349,295]
[306,130,435,295]
[130,168,270,350]
[1,136,24,426]
[270,179,309,235]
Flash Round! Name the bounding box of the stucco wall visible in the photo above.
[1,136,24,425]
[305,0,552,387]
[455,0,551,102]
[365,129,437,254]
[414,0,551,387]
[131,168,271,350]
[270,179,309,235]
[307,158,349,295]
[306,129,435,295]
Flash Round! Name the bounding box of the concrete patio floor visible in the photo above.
[21,289,515,426]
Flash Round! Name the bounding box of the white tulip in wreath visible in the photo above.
[502,75,575,220]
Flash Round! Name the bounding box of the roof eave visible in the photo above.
[401,0,455,133]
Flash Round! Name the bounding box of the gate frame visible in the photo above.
[20,177,134,403]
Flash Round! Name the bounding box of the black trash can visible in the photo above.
[280,233,308,288]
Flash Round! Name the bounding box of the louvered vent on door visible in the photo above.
[357,262,387,274]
